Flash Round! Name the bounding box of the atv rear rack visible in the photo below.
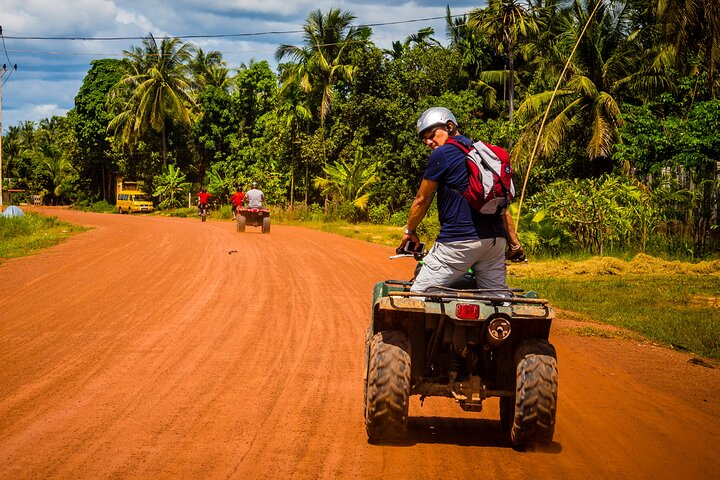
[383,280,549,305]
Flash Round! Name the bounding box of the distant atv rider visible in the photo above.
[196,188,213,215]
[400,107,524,294]
[244,182,265,208]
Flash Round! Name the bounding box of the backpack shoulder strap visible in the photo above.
[444,136,472,154]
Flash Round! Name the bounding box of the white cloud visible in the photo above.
[0,0,482,128]
[32,103,67,118]
[0,0,118,35]
[115,8,169,37]
[3,104,69,132]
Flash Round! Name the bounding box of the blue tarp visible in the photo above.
[2,206,25,218]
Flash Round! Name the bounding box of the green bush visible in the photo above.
[0,215,37,238]
[217,204,233,220]
[82,200,116,213]
[389,210,408,226]
[0,212,85,259]
[160,207,197,218]
[368,204,391,224]
[336,201,366,223]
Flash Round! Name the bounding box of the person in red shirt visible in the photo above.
[197,188,213,215]
[229,186,245,219]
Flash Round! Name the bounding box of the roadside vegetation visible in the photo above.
[509,256,720,360]
[0,213,87,260]
[2,1,718,261]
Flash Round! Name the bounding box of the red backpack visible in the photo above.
[444,136,515,215]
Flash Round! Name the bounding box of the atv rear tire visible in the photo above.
[365,331,411,442]
[236,215,246,232]
[510,339,558,450]
[262,216,270,234]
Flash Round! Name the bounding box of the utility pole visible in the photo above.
[1,63,5,207]
[0,62,17,207]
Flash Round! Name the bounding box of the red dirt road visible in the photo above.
[1,207,719,479]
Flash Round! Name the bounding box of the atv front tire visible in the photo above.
[364,331,411,442]
[510,339,558,449]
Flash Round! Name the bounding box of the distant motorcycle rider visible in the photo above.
[244,182,265,208]
[196,188,213,215]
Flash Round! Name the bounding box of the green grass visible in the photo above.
[0,212,88,260]
[73,200,116,213]
[511,275,720,359]
[281,219,403,247]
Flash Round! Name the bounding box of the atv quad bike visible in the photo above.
[236,206,270,234]
[363,263,558,450]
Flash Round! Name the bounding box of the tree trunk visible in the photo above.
[508,39,515,125]
[290,128,295,208]
[162,125,167,168]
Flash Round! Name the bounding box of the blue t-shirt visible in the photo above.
[423,134,506,243]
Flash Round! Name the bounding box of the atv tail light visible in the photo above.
[456,303,480,320]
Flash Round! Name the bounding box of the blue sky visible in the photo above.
[0,1,481,133]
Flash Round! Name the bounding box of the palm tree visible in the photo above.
[446,7,492,80]
[656,0,720,97]
[274,82,312,206]
[108,34,198,167]
[34,118,78,204]
[275,8,370,126]
[468,0,540,123]
[384,27,443,60]
[2,122,34,182]
[514,0,629,169]
[189,48,229,91]
[406,27,443,48]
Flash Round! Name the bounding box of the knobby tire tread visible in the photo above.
[365,331,411,442]
[511,339,558,449]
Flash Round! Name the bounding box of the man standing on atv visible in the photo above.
[244,182,265,208]
[229,186,245,219]
[399,107,523,293]
[196,188,213,215]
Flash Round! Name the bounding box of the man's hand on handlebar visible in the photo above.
[396,232,425,260]
[398,230,420,254]
[506,243,527,263]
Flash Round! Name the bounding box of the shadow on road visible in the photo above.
[370,416,562,453]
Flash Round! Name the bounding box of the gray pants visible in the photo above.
[410,238,508,293]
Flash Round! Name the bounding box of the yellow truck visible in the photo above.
[116,190,154,214]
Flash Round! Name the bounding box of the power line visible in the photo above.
[1,65,17,87]
[2,13,471,42]
[1,26,15,66]
[0,27,18,87]
[0,13,473,60]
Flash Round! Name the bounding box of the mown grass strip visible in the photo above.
[281,220,403,247]
[511,275,720,360]
[0,212,88,260]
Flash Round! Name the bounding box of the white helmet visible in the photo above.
[416,107,458,138]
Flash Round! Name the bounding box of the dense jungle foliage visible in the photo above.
[2,0,719,258]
